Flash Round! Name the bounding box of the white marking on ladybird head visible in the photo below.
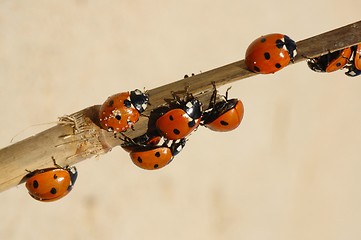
[141,103,148,110]
[185,101,194,108]
[134,89,142,96]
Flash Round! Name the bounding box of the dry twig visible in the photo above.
[1,20,360,193]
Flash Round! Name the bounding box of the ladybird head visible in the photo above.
[67,166,78,188]
[283,35,297,61]
[345,64,361,77]
[170,138,187,156]
[307,58,326,72]
[184,98,202,120]
[130,89,149,113]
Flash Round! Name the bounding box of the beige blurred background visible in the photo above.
[1,1,361,240]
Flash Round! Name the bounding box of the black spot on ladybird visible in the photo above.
[336,62,341,67]
[115,114,121,120]
[124,99,132,108]
[169,115,174,121]
[173,129,180,135]
[220,120,229,126]
[260,38,266,43]
[53,174,58,179]
[155,152,161,157]
[50,188,57,195]
[253,66,260,72]
[108,100,114,107]
[264,52,271,60]
[137,156,143,163]
[275,63,282,68]
[33,180,39,189]
[154,164,159,169]
[188,120,195,128]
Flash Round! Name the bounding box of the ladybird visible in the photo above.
[25,158,78,202]
[307,47,352,73]
[345,44,361,77]
[129,138,186,170]
[202,85,244,132]
[99,89,149,132]
[245,33,297,74]
[155,94,202,140]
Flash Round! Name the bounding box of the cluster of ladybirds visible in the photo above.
[101,84,245,171]
[24,33,360,202]
[24,85,244,202]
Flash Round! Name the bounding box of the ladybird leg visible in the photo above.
[116,133,127,141]
[184,85,190,94]
[301,54,313,60]
[170,91,180,102]
[118,132,145,148]
[140,112,150,118]
[51,156,63,169]
[209,82,218,108]
[184,87,196,103]
[225,86,232,101]
[117,132,132,142]
[113,131,122,140]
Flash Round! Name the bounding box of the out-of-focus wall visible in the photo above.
[1,1,361,239]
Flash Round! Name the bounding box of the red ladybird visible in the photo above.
[307,47,352,73]
[245,33,297,74]
[345,44,361,77]
[155,94,202,140]
[129,138,186,170]
[99,89,149,132]
[25,157,78,202]
[202,85,244,132]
